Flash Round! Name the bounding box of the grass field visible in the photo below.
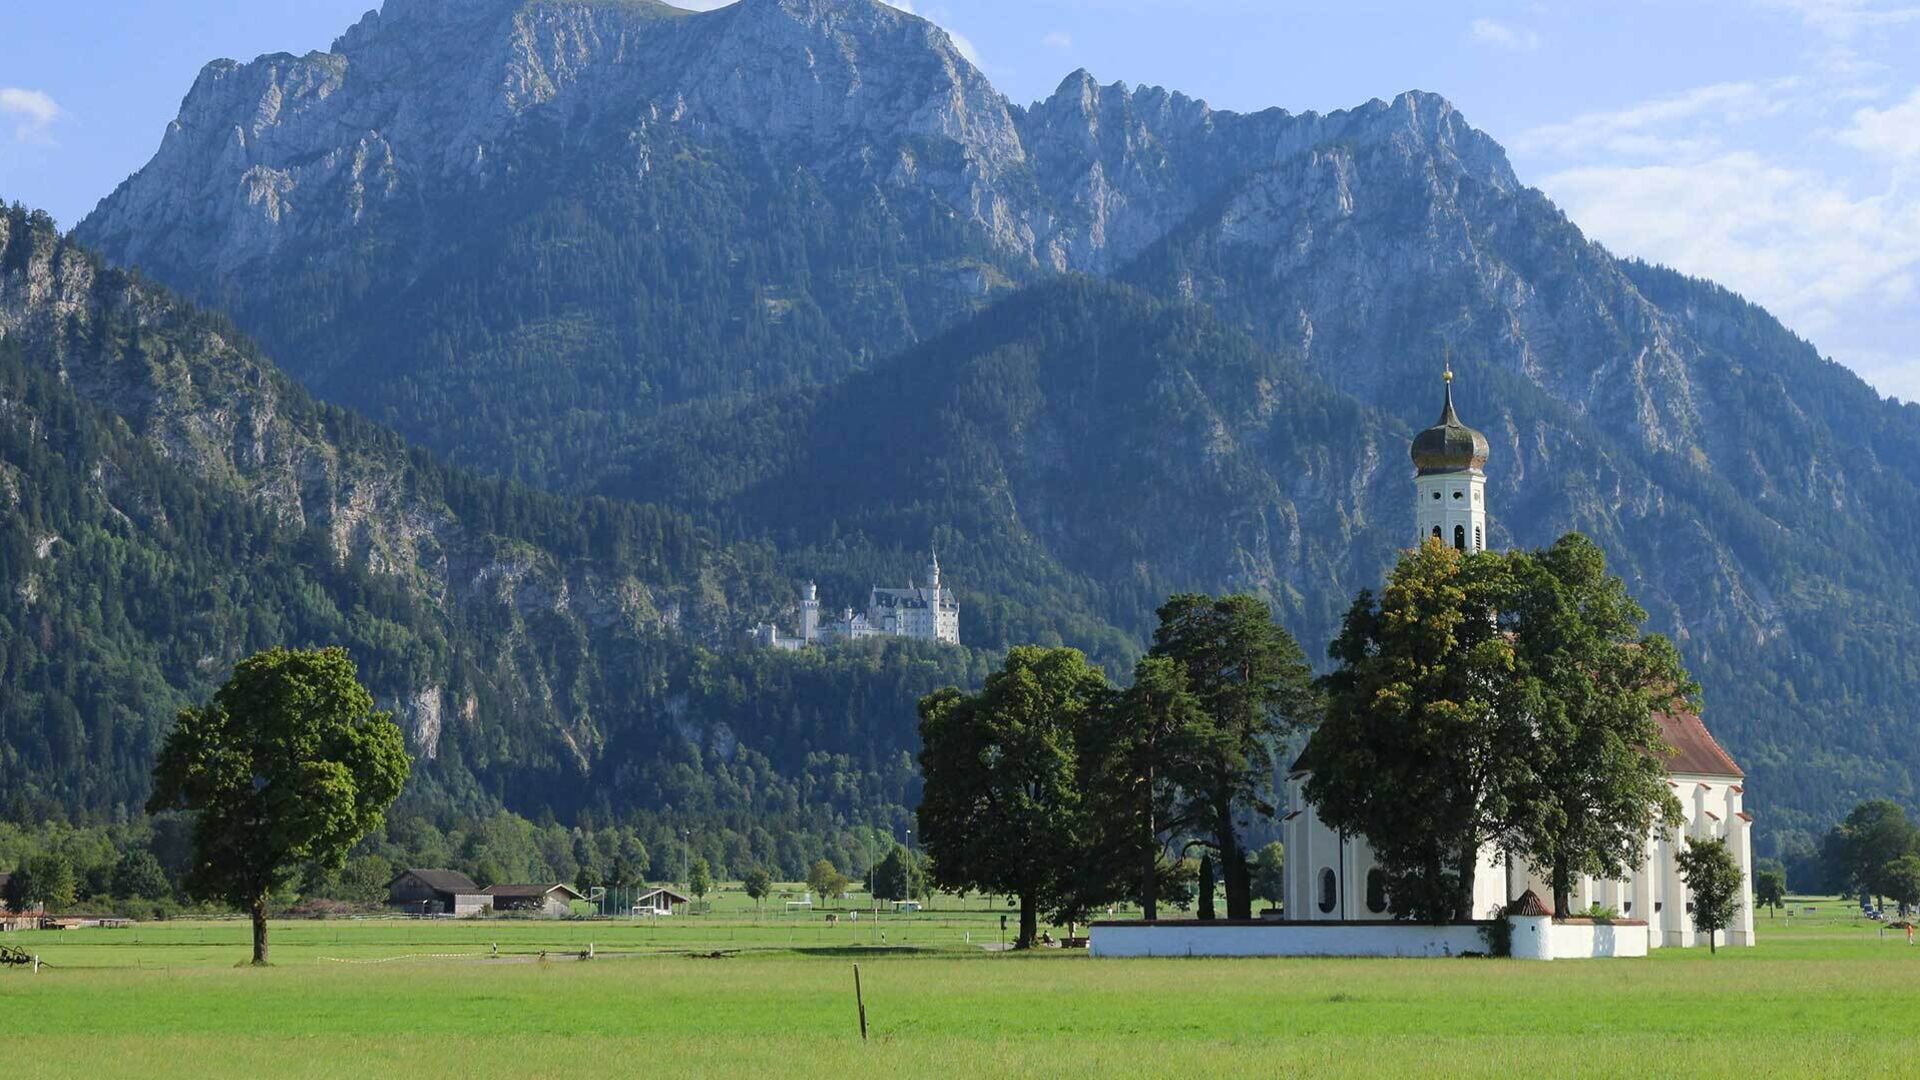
[2,892,1915,1078]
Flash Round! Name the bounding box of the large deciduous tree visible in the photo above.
[1501,535,1688,916]
[146,647,410,965]
[1307,543,1525,922]
[916,646,1111,948]
[1148,595,1316,920]
[1825,800,1919,905]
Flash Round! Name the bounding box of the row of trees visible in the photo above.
[916,535,1704,946]
[917,593,1314,948]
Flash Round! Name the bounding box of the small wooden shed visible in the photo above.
[387,869,492,916]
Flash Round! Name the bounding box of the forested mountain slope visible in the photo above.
[0,205,991,846]
[67,0,1920,847]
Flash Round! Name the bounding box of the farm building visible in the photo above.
[483,883,585,917]
[633,887,690,916]
[387,869,493,916]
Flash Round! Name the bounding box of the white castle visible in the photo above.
[752,551,961,650]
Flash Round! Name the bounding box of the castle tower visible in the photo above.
[1411,365,1490,552]
[800,580,820,642]
[927,550,942,596]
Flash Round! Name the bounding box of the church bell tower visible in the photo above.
[1411,365,1490,552]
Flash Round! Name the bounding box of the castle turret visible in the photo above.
[800,580,820,642]
[1412,365,1490,552]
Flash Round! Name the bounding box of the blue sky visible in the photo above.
[3,0,1917,399]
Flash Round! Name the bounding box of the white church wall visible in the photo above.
[1088,921,1490,959]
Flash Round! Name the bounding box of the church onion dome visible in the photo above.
[1410,369,1490,475]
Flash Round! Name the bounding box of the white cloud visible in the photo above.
[1469,18,1540,51]
[1515,80,1797,160]
[1839,87,1920,162]
[0,88,62,143]
[1043,30,1073,50]
[1763,0,1920,38]
[1539,152,1920,397]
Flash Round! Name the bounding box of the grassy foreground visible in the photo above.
[2,896,1914,1078]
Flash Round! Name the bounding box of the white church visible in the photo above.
[1095,371,1755,960]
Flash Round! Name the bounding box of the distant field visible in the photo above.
[2,892,1915,1078]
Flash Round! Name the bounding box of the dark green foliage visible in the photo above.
[1820,800,1920,904]
[1147,594,1317,921]
[1081,654,1212,921]
[1309,543,1524,922]
[6,852,77,912]
[870,844,917,903]
[146,647,410,963]
[742,867,773,909]
[1251,842,1286,910]
[688,856,711,899]
[1753,860,1788,917]
[915,646,1112,947]
[111,850,173,903]
[1499,535,1690,916]
[1676,836,1743,954]
[1884,855,1920,912]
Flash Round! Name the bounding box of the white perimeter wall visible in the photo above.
[1089,922,1488,959]
[1548,921,1649,959]
[1089,920,1652,960]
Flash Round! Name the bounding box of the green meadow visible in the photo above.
[2,893,1915,1079]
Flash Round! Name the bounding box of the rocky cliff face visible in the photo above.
[0,208,773,808]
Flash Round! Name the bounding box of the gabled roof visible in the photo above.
[637,887,691,903]
[483,883,585,901]
[388,868,480,894]
[1656,709,1743,779]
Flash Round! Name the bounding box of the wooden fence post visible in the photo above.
[853,963,868,1041]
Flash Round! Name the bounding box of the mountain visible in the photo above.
[0,204,985,849]
[68,0,1920,847]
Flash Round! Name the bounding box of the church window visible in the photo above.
[1454,525,1467,551]
[1431,526,1443,543]
[1475,526,1483,551]
[1317,868,1338,914]
[1432,491,1441,500]
[1365,869,1388,914]
[1453,490,1463,500]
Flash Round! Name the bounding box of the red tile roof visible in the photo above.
[1507,890,1552,917]
[1657,708,1744,779]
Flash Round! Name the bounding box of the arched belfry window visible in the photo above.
[1431,526,1443,543]
[1318,868,1338,914]
[1454,525,1467,551]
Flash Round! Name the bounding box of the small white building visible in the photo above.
[633,887,690,916]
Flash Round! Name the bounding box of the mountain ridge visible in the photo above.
[60,0,1920,852]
